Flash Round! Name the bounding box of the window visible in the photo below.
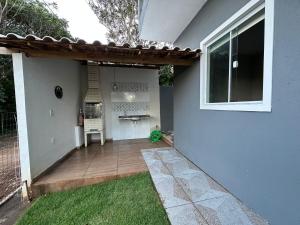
[208,33,230,103]
[200,0,274,112]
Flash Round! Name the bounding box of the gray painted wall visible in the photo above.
[173,0,300,225]
[160,86,173,132]
[20,56,81,178]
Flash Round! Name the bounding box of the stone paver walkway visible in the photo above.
[142,148,269,225]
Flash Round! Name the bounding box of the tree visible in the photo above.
[0,0,72,112]
[88,0,174,86]
[0,0,71,38]
[88,0,143,46]
[0,55,14,112]
[159,65,174,86]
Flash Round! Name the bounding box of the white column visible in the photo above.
[12,53,32,196]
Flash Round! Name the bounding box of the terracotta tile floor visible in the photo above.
[32,139,168,196]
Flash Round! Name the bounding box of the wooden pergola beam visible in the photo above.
[21,49,195,66]
[0,47,17,55]
[89,62,160,70]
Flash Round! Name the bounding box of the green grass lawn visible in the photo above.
[16,172,170,225]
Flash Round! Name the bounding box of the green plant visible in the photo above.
[159,65,174,86]
[150,130,162,143]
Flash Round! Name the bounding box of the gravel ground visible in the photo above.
[0,136,21,203]
[0,192,28,225]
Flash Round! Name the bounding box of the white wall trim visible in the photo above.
[262,0,274,112]
[199,0,274,112]
[12,53,32,189]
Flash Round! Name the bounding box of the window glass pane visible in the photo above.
[230,19,264,102]
[208,33,230,103]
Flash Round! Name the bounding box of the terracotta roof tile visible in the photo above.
[0,33,201,66]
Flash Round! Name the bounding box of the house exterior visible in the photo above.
[139,0,300,225]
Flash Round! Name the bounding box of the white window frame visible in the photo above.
[200,0,274,112]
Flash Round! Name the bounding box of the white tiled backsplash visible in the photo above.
[111,81,151,140]
[112,102,149,112]
[111,82,149,92]
[111,82,150,113]
[111,92,150,102]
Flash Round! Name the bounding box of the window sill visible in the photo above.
[200,101,271,112]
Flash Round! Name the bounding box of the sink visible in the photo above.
[118,114,150,121]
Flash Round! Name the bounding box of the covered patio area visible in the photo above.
[0,33,199,199]
[32,139,169,196]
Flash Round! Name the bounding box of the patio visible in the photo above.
[32,139,169,197]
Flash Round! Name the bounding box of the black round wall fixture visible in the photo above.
[54,86,63,99]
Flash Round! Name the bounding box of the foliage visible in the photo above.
[0,85,4,104]
[16,173,169,225]
[88,0,174,86]
[0,56,14,112]
[88,0,146,46]
[159,65,174,86]
[0,0,71,38]
[150,130,162,143]
[0,0,72,112]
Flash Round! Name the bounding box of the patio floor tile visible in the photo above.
[142,148,269,225]
[141,149,161,161]
[32,139,169,196]
[118,163,148,177]
[194,194,268,225]
[174,171,227,202]
[142,157,170,178]
[166,203,208,225]
[164,157,199,176]
[156,149,182,162]
[84,169,117,178]
[151,173,191,208]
